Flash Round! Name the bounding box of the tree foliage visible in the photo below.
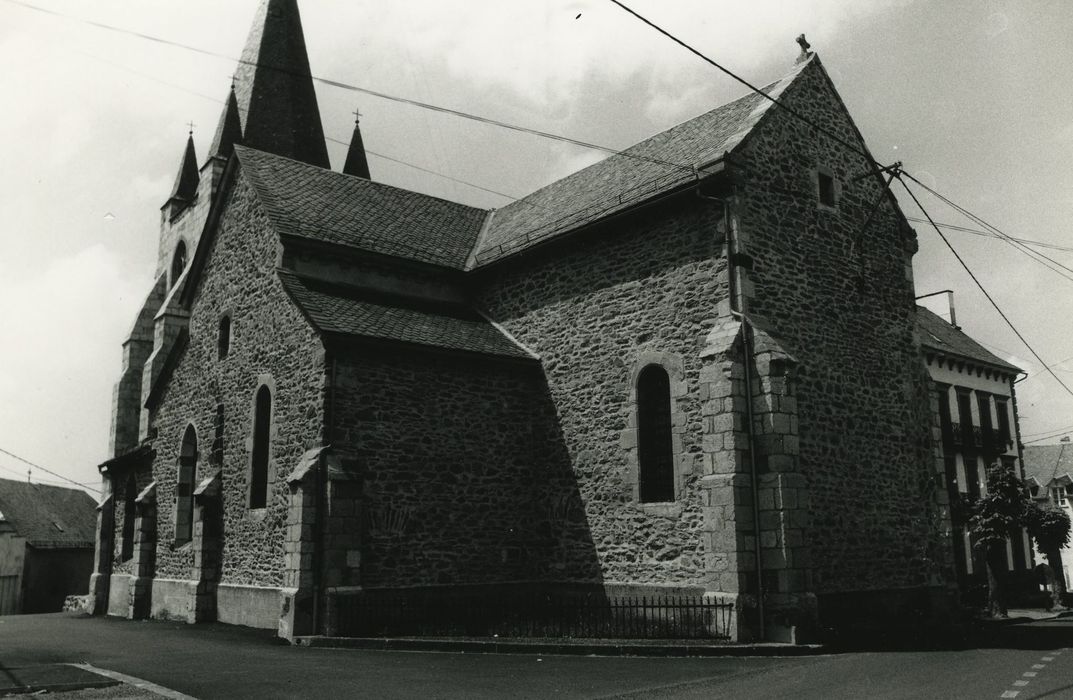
[1025,503,1073,552]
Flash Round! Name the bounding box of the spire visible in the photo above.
[342,109,371,179]
[209,85,243,161]
[168,131,200,204]
[232,0,330,168]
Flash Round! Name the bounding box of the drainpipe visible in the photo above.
[697,184,766,640]
[312,354,336,634]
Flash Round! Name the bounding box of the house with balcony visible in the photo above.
[916,305,1033,605]
[1024,441,1073,591]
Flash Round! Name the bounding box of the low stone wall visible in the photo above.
[216,583,280,629]
[149,577,197,622]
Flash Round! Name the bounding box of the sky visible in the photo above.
[0,0,1071,494]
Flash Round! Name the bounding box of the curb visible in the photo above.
[292,636,827,657]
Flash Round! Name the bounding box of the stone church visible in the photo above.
[90,0,955,642]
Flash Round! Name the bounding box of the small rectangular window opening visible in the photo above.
[818,171,836,207]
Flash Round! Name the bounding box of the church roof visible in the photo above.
[277,270,535,360]
[209,86,244,161]
[167,134,200,203]
[233,0,330,168]
[1023,443,1073,490]
[915,306,1021,374]
[343,113,371,180]
[0,478,97,549]
[468,64,805,267]
[237,146,486,269]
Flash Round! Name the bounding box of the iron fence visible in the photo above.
[332,591,733,640]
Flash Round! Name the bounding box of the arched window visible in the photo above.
[637,365,674,503]
[218,316,231,360]
[120,473,136,562]
[249,386,272,509]
[170,240,188,288]
[175,424,198,545]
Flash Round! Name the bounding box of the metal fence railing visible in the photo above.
[331,591,733,640]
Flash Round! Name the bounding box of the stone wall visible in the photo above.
[138,173,327,588]
[329,347,600,588]
[735,58,950,598]
[475,197,730,587]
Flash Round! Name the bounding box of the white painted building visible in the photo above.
[916,306,1032,603]
[1023,442,1073,588]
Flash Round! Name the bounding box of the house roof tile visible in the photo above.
[0,478,97,549]
[916,306,1021,374]
[1023,444,1073,489]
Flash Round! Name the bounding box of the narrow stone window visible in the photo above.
[637,364,675,503]
[818,172,836,207]
[120,473,136,562]
[170,240,188,288]
[175,424,197,545]
[212,403,225,467]
[249,386,272,509]
[218,316,231,360]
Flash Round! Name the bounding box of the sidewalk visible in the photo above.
[294,634,826,657]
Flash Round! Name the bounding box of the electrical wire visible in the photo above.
[897,175,1073,401]
[606,0,878,166]
[905,217,1073,254]
[903,173,1073,281]
[0,447,101,493]
[2,0,694,175]
[1024,431,1073,446]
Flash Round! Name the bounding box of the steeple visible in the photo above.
[232,0,330,168]
[342,109,371,180]
[166,131,200,208]
[209,85,243,161]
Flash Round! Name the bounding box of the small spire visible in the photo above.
[168,131,200,203]
[209,85,243,160]
[343,107,371,180]
[795,34,813,65]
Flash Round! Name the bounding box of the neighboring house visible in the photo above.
[916,305,1034,604]
[1024,442,1073,588]
[90,0,956,642]
[0,478,97,614]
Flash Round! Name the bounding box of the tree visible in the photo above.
[1025,503,1072,610]
[967,462,1028,618]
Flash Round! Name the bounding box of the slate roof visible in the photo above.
[0,478,97,549]
[233,0,330,168]
[1023,443,1073,489]
[238,146,488,269]
[915,306,1021,374]
[277,270,534,360]
[469,62,808,267]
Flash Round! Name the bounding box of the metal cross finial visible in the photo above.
[352,108,362,125]
[795,33,812,64]
[187,121,196,135]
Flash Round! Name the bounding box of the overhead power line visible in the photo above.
[0,446,101,494]
[1024,431,1073,446]
[897,174,1073,401]
[903,175,1073,282]
[606,0,878,166]
[1021,423,1073,439]
[905,217,1073,254]
[3,0,694,175]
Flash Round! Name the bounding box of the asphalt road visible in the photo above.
[1,613,1072,699]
